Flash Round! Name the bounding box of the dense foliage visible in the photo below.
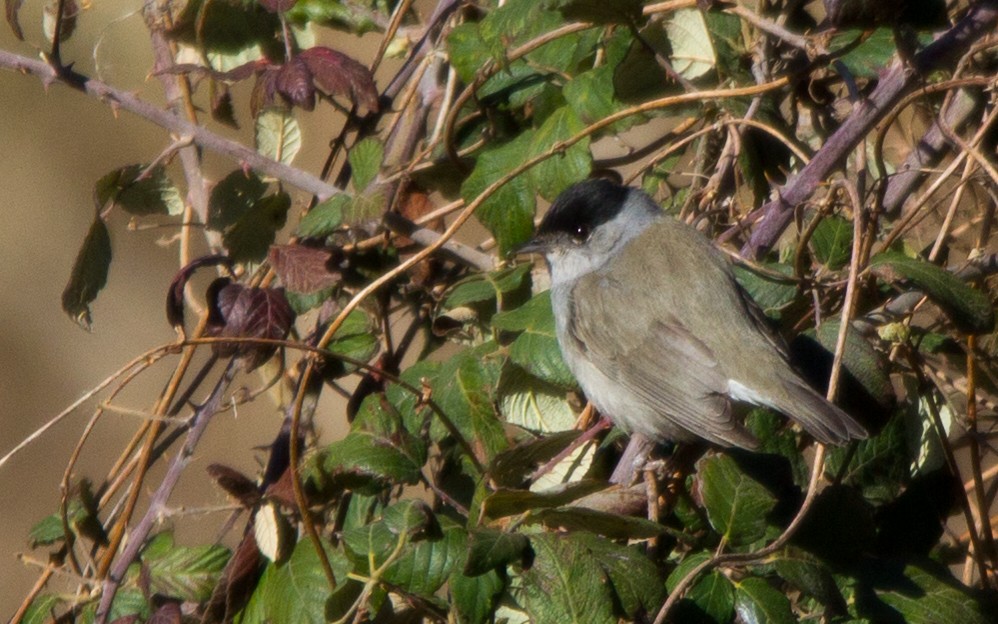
[4,0,998,623]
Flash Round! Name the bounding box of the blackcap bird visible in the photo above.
[519,179,866,449]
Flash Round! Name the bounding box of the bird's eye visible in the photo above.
[572,224,590,241]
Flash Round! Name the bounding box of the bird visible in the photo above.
[519,179,867,449]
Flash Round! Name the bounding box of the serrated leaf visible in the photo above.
[482,480,606,519]
[530,507,665,540]
[140,535,230,601]
[242,539,352,624]
[298,45,379,112]
[733,263,798,319]
[462,134,536,256]
[773,548,846,611]
[519,533,615,624]
[688,572,736,623]
[499,367,576,432]
[297,194,349,237]
[825,408,907,502]
[665,9,716,79]
[465,529,531,576]
[268,244,341,293]
[255,108,302,165]
[319,430,423,493]
[21,594,62,624]
[870,251,995,334]
[450,561,505,624]
[61,215,112,330]
[348,137,383,190]
[573,533,666,617]
[442,264,532,310]
[494,291,574,387]
[696,454,778,546]
[95,164,185,216]
[874,562,990,623]
[324,308,378,371]
[489,430,582,487]
[832,28,898,78]
[222,191,291,263]
[431,343,508,460]
[565,65,622,126]
[734,576,796,624]
[526,107,592,201]
[810,215,853,270]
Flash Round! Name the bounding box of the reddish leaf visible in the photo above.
[6,0,24,40]
[275,56,316,111]
[299,46,379,112]
[147,601,182,624]
[259,0,297,12]
[201,532,264,624]
[208,464,261,509]
[264,467,296,508]
[267,244,342,293]
[165,255,233,330]
[207,281,296,371]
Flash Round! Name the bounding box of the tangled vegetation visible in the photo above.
[3,0,998,622]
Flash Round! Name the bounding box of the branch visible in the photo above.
[742,0,998,259]
[0,49,487,267]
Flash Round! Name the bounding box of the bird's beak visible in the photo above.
[513,235,548,257]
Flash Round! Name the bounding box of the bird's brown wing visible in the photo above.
[567,276,758,448]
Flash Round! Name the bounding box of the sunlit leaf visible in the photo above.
[696,454,778,546]
[348,137,383,190]
[255,108,302,165]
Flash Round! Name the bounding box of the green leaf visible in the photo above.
[489,430,582,487]
[871,251,995,333]
[733,263,798,319]
[242,539,353,624]
[808,320,896,412]
[383,523,465,598]
[95,164,184,216]
[573,533,667,617]
[665,8,716,79]
[255,108,302,165]
[696,454,778,546]
[461,134,536,256]
[318,429,424,494]
[482,480,607,518]
[530,507,666,540]
[565,65,623,126]
[494,291,574,387]
[526,107,591,202]
[734,576,796,624]
[825,408,907,502]
[61,215,112,330]
[874,562,991,624]
[325,309,378,373]
[519,533,615,624]
[208,170,269,230]
[140,535,230,601]
[297,194,350,237]
[465,528,531,575]
[688,572,736,623]
[450,561,506,624]
[499,367,576,432]
[221,191,291,263]
[773,548,845,610]
[810,215,853,270]
[431,342,508,460]
[545,0,643,24]
[833,28,898,78]
[21,594,63,624]
[447,21,501,83]
[442,264,532,311]
[348,137,384,190]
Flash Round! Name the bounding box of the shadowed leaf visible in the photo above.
[62,215,112,330]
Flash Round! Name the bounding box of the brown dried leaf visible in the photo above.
[208,464,261,509]
[267,244,342,293]
[299,46,379,112]
[201,532,264,624]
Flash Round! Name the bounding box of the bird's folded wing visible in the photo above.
[568,285,757,448]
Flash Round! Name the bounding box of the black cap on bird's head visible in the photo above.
[517,179,658,255]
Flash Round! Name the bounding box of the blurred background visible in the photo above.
[0,2,368,614]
